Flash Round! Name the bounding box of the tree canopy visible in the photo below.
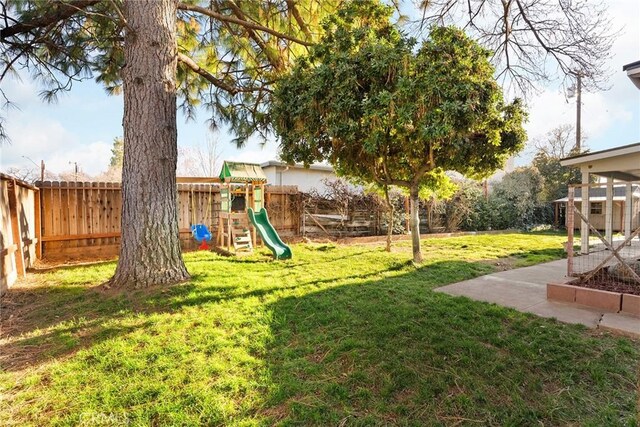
[271,1,527,262]
[531,124,585,202]
[0,0,339,144]
[0,0,338,288]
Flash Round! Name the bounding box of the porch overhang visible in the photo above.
[560,142,640,181]
[623,60,640,89]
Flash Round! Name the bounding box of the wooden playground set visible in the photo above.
[190,161,292,260]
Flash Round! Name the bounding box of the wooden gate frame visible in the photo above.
[567,187,640,283]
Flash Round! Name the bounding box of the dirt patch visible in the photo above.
[479,257,518,272]
[571,271,640,296]
[30,256,118,272]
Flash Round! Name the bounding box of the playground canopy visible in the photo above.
[219,161,267,183]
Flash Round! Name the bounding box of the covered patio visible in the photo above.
[560,142,640,254]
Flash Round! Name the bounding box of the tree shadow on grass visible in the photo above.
[0,254,481,373]
[1,255,638,426]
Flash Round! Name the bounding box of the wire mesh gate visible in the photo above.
[566,182,640,287]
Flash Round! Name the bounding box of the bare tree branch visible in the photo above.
[415,0,618,95]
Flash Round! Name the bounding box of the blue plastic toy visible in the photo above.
[191,224,212,250]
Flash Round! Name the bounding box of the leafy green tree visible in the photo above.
[491,166,546,229]
[531,125,585,202]
[109,137,124,168]
[272,1,526,262]
[0,0,336,288]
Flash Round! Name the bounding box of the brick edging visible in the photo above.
[547,282,640,317]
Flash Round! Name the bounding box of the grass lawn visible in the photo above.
[1,233,638,426]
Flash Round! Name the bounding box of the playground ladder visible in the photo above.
[232,227,253,252]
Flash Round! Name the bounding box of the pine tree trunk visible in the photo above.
[109,0,189,288]
[409,186,423,263]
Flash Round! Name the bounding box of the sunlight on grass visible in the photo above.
[1,233,638,426]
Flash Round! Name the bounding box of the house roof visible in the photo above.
[560,142,640,164]
[559,142,640,181]
[623,60,640,89]
[260,160,335,172]
[554,184,640,202]
[219,161,267,182]
[623,60,640,72]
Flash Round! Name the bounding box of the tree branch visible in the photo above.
[224,0,284,70]
[177,2,312,47]
[0,0,101,40]
[177,52,271,95]
[286,0,313,39]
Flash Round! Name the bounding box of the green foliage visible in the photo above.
[533,150,584,203]
[1,1,339,144]
[491,167,545,228]
[529,124,590,203]
[109,137,124,168]
[456,169,553,231]
[272,0,527,191]
[438,181,483,232]
[2,235,638,426]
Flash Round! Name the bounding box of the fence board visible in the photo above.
[35,182,302,258]
[1,175,37,294]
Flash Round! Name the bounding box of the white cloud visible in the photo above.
[45,141,112,175]
[525,89,633,143]
[0,116,111,177]
[1,117,73,167]
[1,74,40,106]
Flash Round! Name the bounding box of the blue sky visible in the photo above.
[1,0,639,177]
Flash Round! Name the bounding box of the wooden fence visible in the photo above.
[1,174,39,294]
[301,194,384,238]
[37,181,301,260]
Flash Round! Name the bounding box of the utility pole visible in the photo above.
[22,155,45,183]
[567,71,582,152]
[69,161,79,182]
[575,73,582,151]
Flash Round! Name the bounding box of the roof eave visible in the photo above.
[560,142,640,166]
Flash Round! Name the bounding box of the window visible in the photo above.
[590,202,603,215]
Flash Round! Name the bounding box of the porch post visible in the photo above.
[605,177,613,244]
[580,170,590,254]
[625,183,632,245]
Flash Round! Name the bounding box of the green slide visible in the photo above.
[248,208,292,260]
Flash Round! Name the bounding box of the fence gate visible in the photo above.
[566,182,640,287]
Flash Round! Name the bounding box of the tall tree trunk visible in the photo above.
[409,186,423,263]
[384,185,393,252]
[110,0,189,288]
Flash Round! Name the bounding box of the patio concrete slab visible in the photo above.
[600,313,640,338]
[435,259,639,337]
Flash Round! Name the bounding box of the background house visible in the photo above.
[554,185,640,231]
[260,161,337,193]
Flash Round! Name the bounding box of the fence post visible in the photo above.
[625,183,632,245]
[35,188,42,259]
[567,186,574,277]
[8,180,26,277]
